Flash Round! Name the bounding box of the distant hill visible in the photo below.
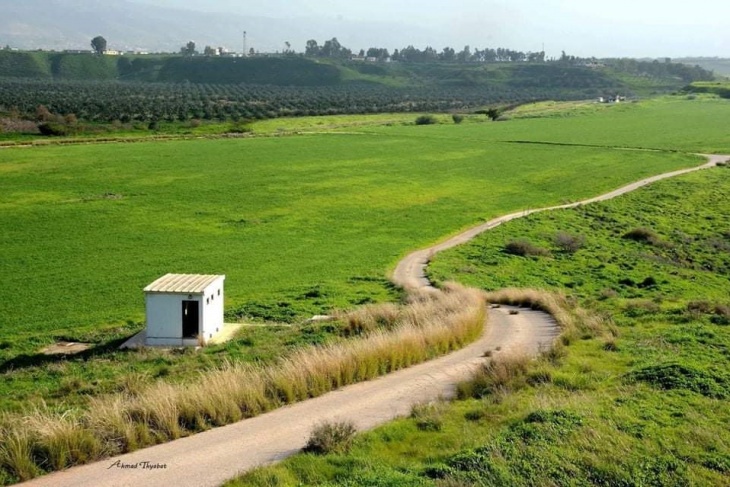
[676,58,730,78]
[0,0,437,54]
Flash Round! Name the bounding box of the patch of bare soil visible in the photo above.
[42,342,91,355]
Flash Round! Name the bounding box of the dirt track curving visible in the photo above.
[18,154,728,487]
[392,154,729,291]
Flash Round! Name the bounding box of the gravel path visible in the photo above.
[18,153,727,487]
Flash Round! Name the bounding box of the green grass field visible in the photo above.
[0,95,727,413]
[363,95,730,153]
[228,161,730,487]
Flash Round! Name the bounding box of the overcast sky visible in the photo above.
[134,0,728,57]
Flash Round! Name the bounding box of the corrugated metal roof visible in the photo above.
[144,274,225,294]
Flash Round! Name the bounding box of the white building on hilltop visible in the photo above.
[144,274,225,346]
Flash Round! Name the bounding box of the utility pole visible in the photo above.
[243,31,247,57]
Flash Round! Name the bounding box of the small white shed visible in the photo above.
[144,274,225,347]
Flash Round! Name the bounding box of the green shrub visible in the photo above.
[227,122,253,134]
[37,122,69,136]
[602,337,619,351]
[624,300,661,317]
[632,455,689,487]
[687,300,712,316]
[526,365,553,385]
[524,409,583,430]
[410,402,446,431]
[541,342,567,365]
[553,232,586,253]
[623,227,661,245]
[464,409,487,422]
[638,276,658,289]
[451,114,464,124]
[457,356,530,399]
[505,239,549,257]
[714,304,730,325]
[485,108,502,121]
[415,115,438,125]
[304,420,357,455]
[627,363,730,399]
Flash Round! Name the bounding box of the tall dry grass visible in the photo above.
[0,284,486,481]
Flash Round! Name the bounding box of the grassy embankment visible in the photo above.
[228,158,730,487]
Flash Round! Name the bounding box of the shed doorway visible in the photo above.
[182,301,199,338]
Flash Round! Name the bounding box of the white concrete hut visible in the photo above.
[144,274,225,347]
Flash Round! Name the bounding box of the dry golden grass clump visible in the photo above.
[0,284,486,482]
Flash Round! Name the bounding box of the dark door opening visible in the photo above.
[182,300,199,338]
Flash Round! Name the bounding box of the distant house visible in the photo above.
[144,274,226,347]
[599,95,626,104]
[103,49,121,56]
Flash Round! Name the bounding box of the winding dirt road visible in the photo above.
[20,306,556,487]
[19,153,728,487]
[392,154,729,291]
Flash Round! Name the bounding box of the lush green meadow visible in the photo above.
[0,96,726,412]
[362,95,730,153]
[228,160,730,487]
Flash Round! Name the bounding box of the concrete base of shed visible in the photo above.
[120,323,243,349]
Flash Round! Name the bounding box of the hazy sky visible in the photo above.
[136,0,728,57]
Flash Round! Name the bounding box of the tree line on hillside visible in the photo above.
[304,38,546,63]
[32,34,714,87]
[300,38,712,83]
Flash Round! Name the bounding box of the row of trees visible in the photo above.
[304,38,546,64]
[393,45,546,63]
[92,35,544,63]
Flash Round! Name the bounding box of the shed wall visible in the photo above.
[200,281,225,340]
[145,293,202,340]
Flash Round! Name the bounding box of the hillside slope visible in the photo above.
[0,50,712,93]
